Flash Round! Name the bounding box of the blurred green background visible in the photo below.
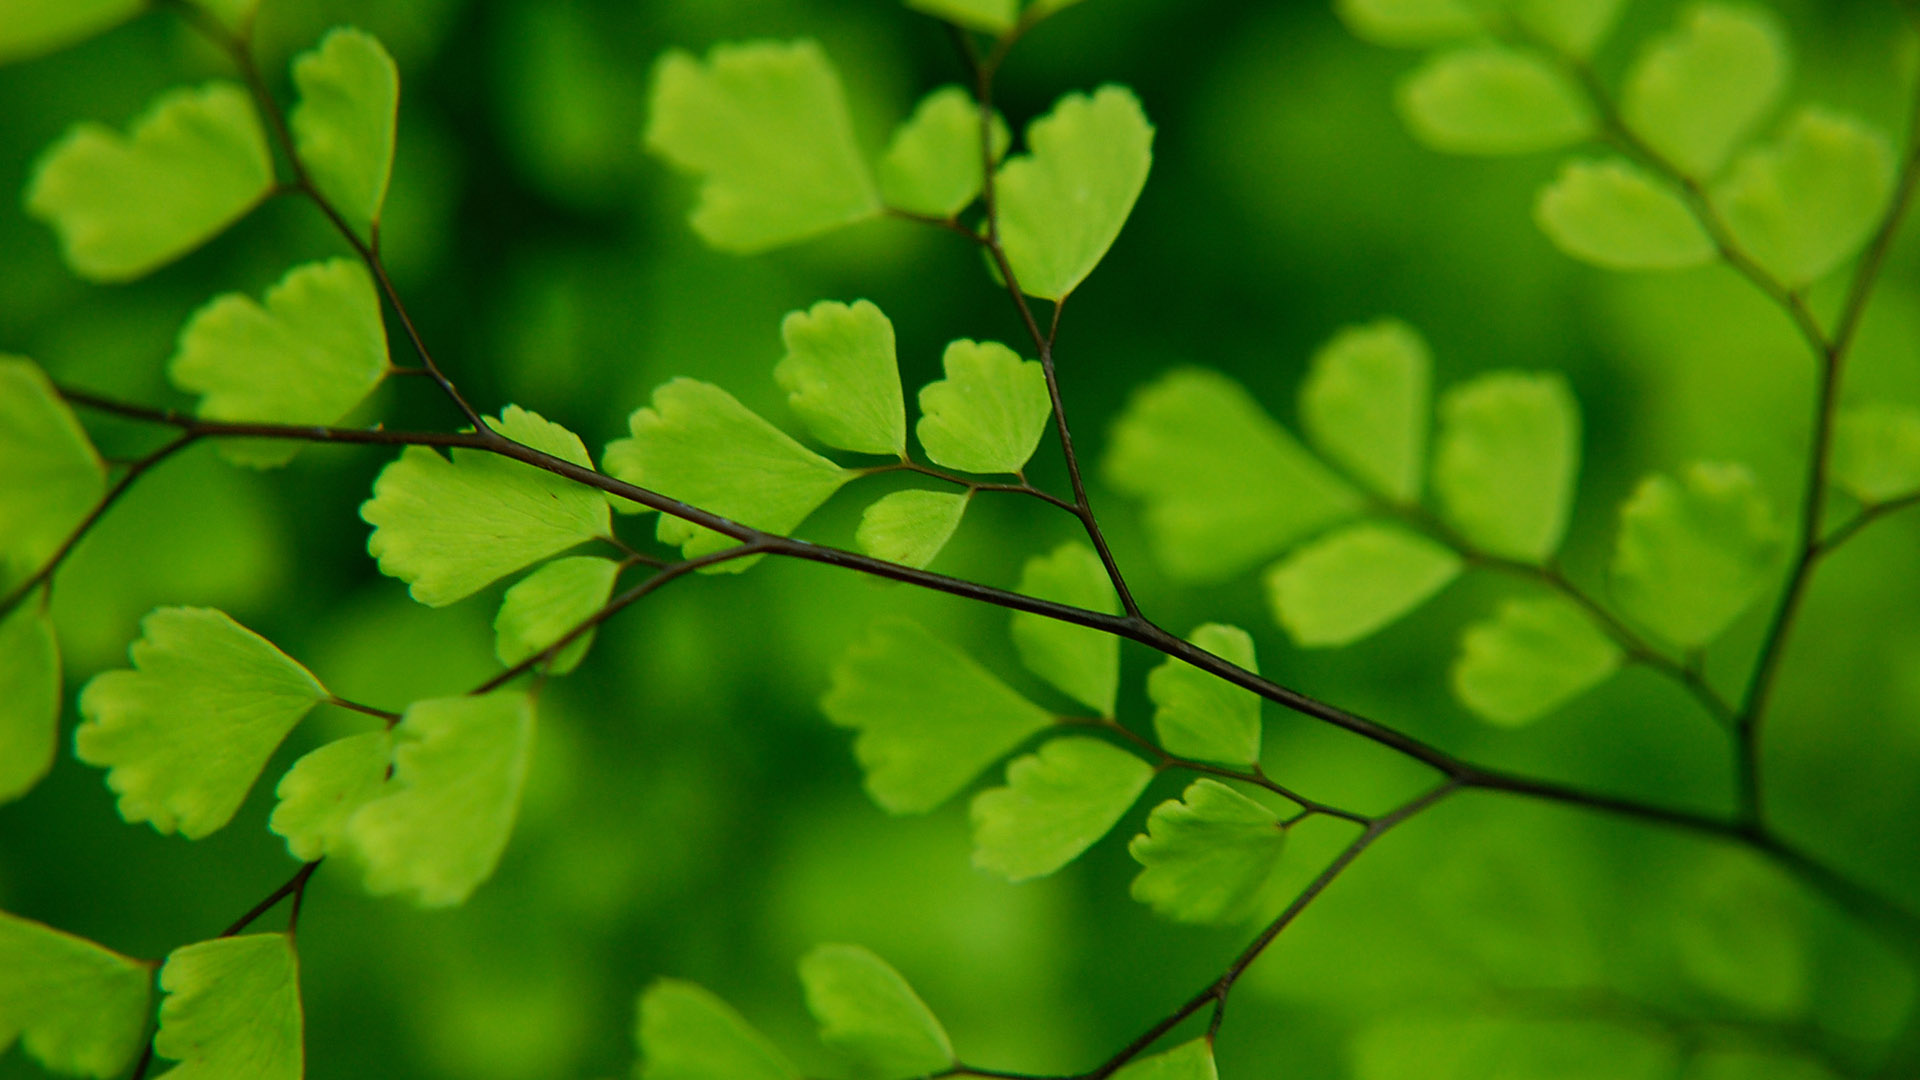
[3,0,1919,1077]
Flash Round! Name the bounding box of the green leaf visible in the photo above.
[269,730,393,862]
[603,379,854,567]
[290,27,400,238]
[1265,522,1463,647]
[970,736,1154,880]
[822,617,1054,814]
[0,911,150,1078]
[362,405,610,606]
[1713,108,1897,288]
[75,607,328,839]
[25,81,274,282]
[636,980,798,1080]
[1336,0,1479,48]
[1534,158,1715,270]
[1832,403,1920,503]
[1129,778,1285,925]
[855,490,968,570]
[0,357,107,581]
[774,299,906,456]
[1106,368,1362,583]
[904,0,1017,34]
[345,691,535,907]
[168,257,390,468]
[1146,623,1262,766]
[1611,463,1783,649]
[1111,1039,1219,1080]
[994,85,1155,300]
[644,40,880,253]
[1432,372,1581,562]
[798,944,954,1078]
[1300,318,1432,502]
[0,0,142,65]
[1397,45,1592,155]
[155,934,302,1080]
[1621,4,1790,179]
[190,0,261,36]
[494,555,621,675]
[1504,0,1628,58]
[0,603,60,805]
[1453,595,1622,725]
[1010,542,1121,715]
[1354,1015,1676,1080]
[879,85,1009,218]
[916,339,1052,475]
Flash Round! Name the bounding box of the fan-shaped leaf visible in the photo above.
[25,82,273,282]
[1506,0,1628,58]
[362,406,610,606]
[904,0,1017,33]
[290,27,400,238]
[1336,0,1479,48]
[0,357,107,581]
[971,736,1154,880]
[155,934,302,1080]
[1433,372,1581,563]
[644,40,880,253]
[637,980,798,1080]
[0,603,60,804]
[879,86,1009,218]
[1713,109,1896,288]
[855,490,968,569]
[1535,158,1715,270]
[1622,4,1789,179]
[994,85,1154,300]
[1300,318,1432,502]
[1612,463,1783,648]
[774,299,905,456]
[799,944,954,1078]
[169,258,390,467]
[1266,522,1463,647]
[0,911,150,1078]
[1832,403,1920,504]
[0,0,142,65]
[1453,596,1621,725]
[494,555,621,674]
[822,617,1053,814]
[1397,45,1592,155]
[1112,1039,1219,1080]
[1129,778,1285,924]
[1011,542,1121,715]
[1146,623,1261,766]
[75,607,328,839]
[916,339,1052,475]
[269,730,393,862]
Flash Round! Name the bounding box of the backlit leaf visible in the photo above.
[1106,369,1362,583]
[855,490,968,570]
[822,617,1053,814]
[0,0,142,66]
[1612,463,1783,648]
[1713,109,1896,288]
[1112,1039,1219,1080]
[494,555,621,675]
[169,258,390,468]
[916,339,1052,475]
[75,607,328,839]
[774,299,905,456]
[1146,623,1261,766]
[1453,596,1621,725]
[644,40,880,252]
[1505,0,1628,58]
[0,357,107,582]
[1010,542,1121,715]
[269,730,393,862]
[637,980,797,1080]
[1622,4,1789,179]
[1535,158,1715,270]
[799,944,954,1078]
[879,86,1009,218]
[290,27,400,238]
[904,0,1017,34]
[1832,403,1920,503]
[1336,0,1478,48]
[971,736,1153,880]
[1397,45,1592,155]
[0,603,60,804]
[995,85,1154,300]
[0,911,149,1078]
[1266,522,1463,647]
[1299,318,1431,502]
[155,934,302,1080]
[25,82,274,282]
[1433,372,1581,562]
[363,406,610,606]
[1129,778,1285,924]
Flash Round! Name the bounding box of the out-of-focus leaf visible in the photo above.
[1611,463,1783,648]
[1266,522,1463,647]
[1111,1038,1219,1080]
[1832,403,1920,503]
[798,944,954,1078]
[0,911,150,1078]
[0,358,107,581]
[0,0,142,66]
[1336,0,1478,48]
[1535,158,1715,270]
[0,603,59,804]
[904,0,1017,34]
[269,730,393,862]
[1622,3,1789,179]
[1452,596,1621,725]
[1300,318,1431,502]
[1397,46,1592,155]
[1432,372,1581,562]
[1713,108,1896,288]
[1010,542,1121,715]
[971,736,1153,880]
[636,980,797,1080]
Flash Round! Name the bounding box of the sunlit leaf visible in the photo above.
[0,357,107,581]
[1453,596,1621,725]
[798,944,954,1078]
[774,299,906,456]
[1397,45,1592,155]
[75,607,328,839]
[0,0,142,66]
[494,555,621,675]
[971,736,1153,880]
[269,730,393,862]
[25,82,274,282]
[363,406,610,606]
[1335,0,1478,48]
[855,490,968,569]
[1612,463,1783,648]
[0,911,150,1078]
[1010,542,1121,715]
[637,980,798,1080]
[345,691,534,907]
[879,86,1009,218]
[994,85,1154,300]
[1832,403,1920,504]
[1299,318,1431,502]
[916,339,1052,475]
[155,934,302,1080]
[1146,623,1261,766]
[1106,368,1362,583]
[0,603,60,805]
[903,0,1017,33]
[1129,778,1285,924]
[1111,1038,1219,1080]
[644,40,880,252]
[290,26,400,238]
[1535,158,1715,270]
[1432,372,1581,563]
[169,258,390,468]
[1713,108,1896,288]
[1622,3,1789,179]
[1266,522,1463,647]
[821,617,1053,814]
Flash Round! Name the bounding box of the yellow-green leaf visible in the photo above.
[290,27,400,238]
[855,490,968,570]
[1129,779,1285,925]
[1453,595,1621,725]
[1432,372,1581,563]
[1397,45,1592,155]
[1299,318,1432,502]
[1010,542,1121,715]
[0,911,150,1078]
[0,357,106,586]
[1611,463,1783,648]
[1832,403,1920,504]
[0,0,142,66]
[637,980,798,1080]
[1621,3,1790,179]
[774,299,906,456]
[1265,522,1463,647]
[1146,623,1262,766]
[155,934,302,1080]
[0,603,60,805]
[916,339,1051,475]
[1713,108,1896,288]
[971,736,1153,880]
[1535,158,1715,270]
[798,944,954,1078]
[904,0,1017,34]
[1336,0,1478,48]
[879,86,1008,219]
[494,555,622,675]
[269,730,393,862]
